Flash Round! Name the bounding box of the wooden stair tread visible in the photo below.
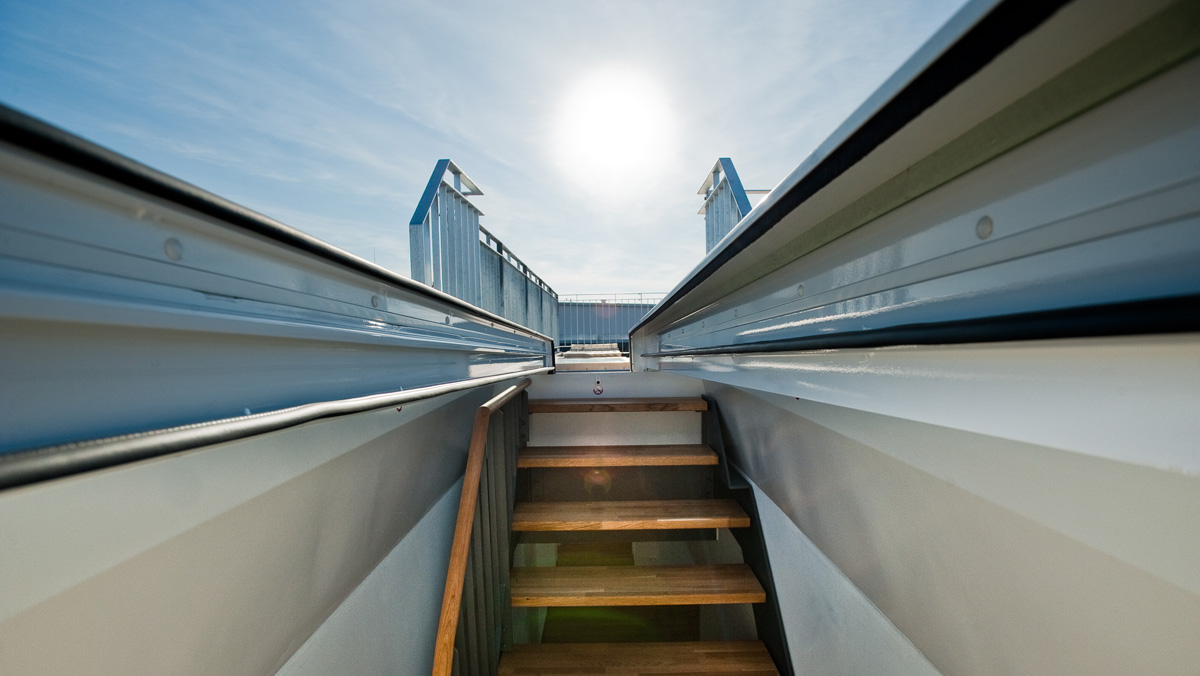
[519,444,718,467]
[529,397,708,413]
[513,500,750,531]
[510,564,765,607]
[499,640,779,674]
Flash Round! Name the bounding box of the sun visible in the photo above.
[551,66,676,197]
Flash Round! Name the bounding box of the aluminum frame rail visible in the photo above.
[432,379,530,676]
[0,109,537,338]
[0,107,554,461]
[632,0,1200,363]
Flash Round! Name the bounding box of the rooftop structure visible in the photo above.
[2,1,1199,673]
[409,160,558,339]
[697,158,769,253]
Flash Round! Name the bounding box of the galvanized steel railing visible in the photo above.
[432,379,529,676]
[409,161,558,338]
[557,293,665,353]
[479,226,558,340]
[409,160,485,306]
[697,158,768,253]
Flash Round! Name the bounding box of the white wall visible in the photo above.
[751,478,940,675]
[0,389,487,675]
[278,480,462,675]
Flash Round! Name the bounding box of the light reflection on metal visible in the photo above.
[733,301,912,338]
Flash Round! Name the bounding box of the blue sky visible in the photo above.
[0,0,968,294]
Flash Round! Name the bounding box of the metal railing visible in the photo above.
[479,226,558,340]
[432,379,529,676]
[0,368,550,491]
[557,292,665,305]
[697,158,768,253]
[409,161,558,338]
[556,293,665,353]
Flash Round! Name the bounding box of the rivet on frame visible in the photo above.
[976,215,994,240]
[164,238,183,261]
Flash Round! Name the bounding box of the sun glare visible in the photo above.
[552,67,676,197]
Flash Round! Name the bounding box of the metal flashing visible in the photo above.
[634,0,1071,335]
[0,108,544,341]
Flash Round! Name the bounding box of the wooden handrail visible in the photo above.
[432,378,531,676]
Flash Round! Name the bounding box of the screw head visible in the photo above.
[371,295,381,308]
[164,238,183,261]
[976,215,994,240]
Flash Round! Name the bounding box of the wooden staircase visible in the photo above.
[499,397,781,675]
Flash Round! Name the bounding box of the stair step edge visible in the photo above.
[513,499,751,531]
[510,564,766,607]
[519,444,718,467]
[529,397,708,413]
[499,640,779,675]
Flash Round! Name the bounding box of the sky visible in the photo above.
[0,0,969,295]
